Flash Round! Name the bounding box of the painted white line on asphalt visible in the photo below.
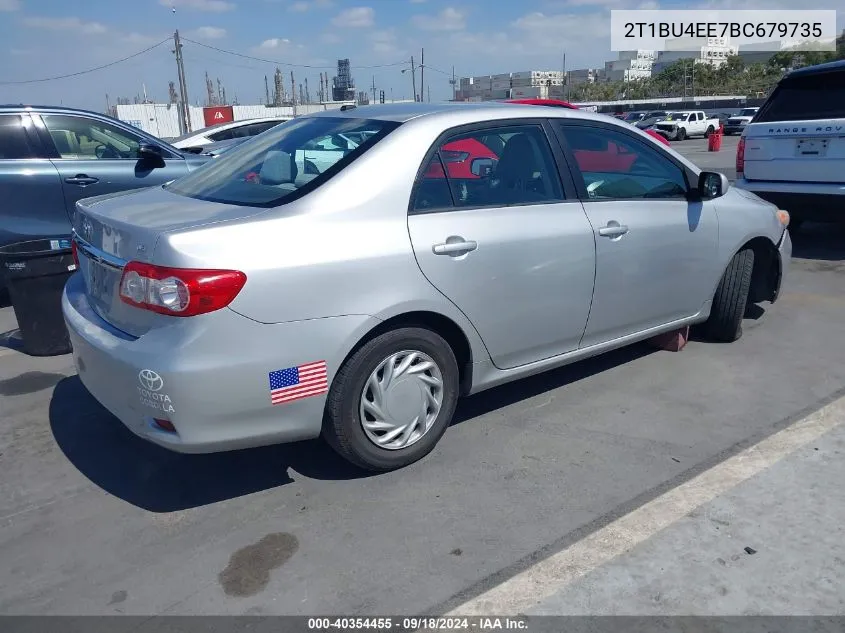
[449,394,845,616]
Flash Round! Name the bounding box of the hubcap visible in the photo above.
[359,350,444,450]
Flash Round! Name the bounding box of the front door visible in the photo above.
[554,121,719,348]
[35,113,188,217]
[408,121,596,370]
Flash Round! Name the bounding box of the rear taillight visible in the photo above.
[736,136,746,177]
[118,262,246,317]
[71,239,80,269]
[440,150,470,163]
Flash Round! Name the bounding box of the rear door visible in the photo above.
[0,113,67,247]
[408,119,596,370]
[33,112,190,216]
[743,67,845,183]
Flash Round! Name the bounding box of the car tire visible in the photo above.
[705,248,755,343]
[677,128,686,141]
[322,327,460,471]
[705,126,715,138]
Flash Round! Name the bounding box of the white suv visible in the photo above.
[735,60,845,231]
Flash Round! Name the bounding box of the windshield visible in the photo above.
[623,112,644,121]
[165,116,399,207]
[756,71,845,122]
[739,109,758,117]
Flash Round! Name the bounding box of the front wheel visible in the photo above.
[322,327,460,471]
[677,128,686,141]
[705,248,755,343]
[704,126,715,138]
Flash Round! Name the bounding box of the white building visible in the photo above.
[655,37,739,70]
[456,70,566,101]
[603,50,656,82]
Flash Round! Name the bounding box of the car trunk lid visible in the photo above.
[73,185,268,337]
[742,68,845,183]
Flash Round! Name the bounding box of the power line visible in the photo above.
[181,37,409,70]
[0,39,171,85]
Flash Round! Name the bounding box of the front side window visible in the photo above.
[559,124,689,200]
[0,114,35,159]
[166,116,399,208]
[41,115,142,159]
[411,124,565,213]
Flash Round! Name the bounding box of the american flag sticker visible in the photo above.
[268,361,328,406]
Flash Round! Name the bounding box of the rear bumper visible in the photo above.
[733,179,845,223]
[62,273,378,453]
[723,124,746,134]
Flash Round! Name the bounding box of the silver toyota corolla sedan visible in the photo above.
[63,102,792,471]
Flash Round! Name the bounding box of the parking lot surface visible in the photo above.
[1,137,843,616]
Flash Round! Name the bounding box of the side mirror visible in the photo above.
[138,143,165,167]
[471,157,496,177]
[698,171,730,199]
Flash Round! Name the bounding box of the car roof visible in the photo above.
[304,101,601,124]
[785,58,845,78]
[0,104,111,116]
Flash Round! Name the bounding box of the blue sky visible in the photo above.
[0,0,841,110]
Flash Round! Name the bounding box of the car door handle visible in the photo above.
[432,240,478,255]
[65,175,99,186]
[598,223,629,238]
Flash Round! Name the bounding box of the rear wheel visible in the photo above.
[323,327,460,471]
[705,248,755,343]
[705,126,715,138]
[677,128,686,141]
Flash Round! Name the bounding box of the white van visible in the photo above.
[734,60,845,230]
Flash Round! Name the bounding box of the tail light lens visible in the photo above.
[71,239,80,269]
[118,262,246,317]
[440,150,470,163]
[736,136,746,176]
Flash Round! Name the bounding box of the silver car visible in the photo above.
[63,103,792,471]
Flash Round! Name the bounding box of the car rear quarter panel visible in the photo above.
[154,118,492,361]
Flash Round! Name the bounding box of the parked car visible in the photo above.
[0,105,211,252]
[652,111,721,140]
[200,137,251,158]
[64,102,791,471]
[635,111,669,129]
[735,59,845,230]
[622,111,648,123]
[169,116,292,152]
[504,98,578,108]
[723,107,760,135]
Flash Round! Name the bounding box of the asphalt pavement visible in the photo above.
[1,139,843,617]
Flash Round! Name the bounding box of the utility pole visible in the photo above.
[172,30,191,133]
[299,83,304,105]
[427,85,431,103]
[290,71,297,115]
[371,76,377,103]
[420,48,425,105]
[305,77,310,104]
[410,56,417,102]
[264,75,270,105]
[449,66,456,101]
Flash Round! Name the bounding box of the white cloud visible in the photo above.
[290,1,309,11]
[320,32,342,44]
[0,0,21,11]
[290,0,334,10]
[22,16,108,35]
[257,37,292,50]
[160,0,235,12]
[331,6,374,28]
[190,25,227,38]
[411,7,466,31]
[371,29,403,55]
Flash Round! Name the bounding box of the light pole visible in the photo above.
[401,57,418,101]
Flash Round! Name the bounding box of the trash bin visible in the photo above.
[708,130,723,152]
[0,237,77,356]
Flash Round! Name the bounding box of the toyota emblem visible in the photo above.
[138,369,164,392]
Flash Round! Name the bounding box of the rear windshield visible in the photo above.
[755,71,845,122]
[738,108,758,117]
[165,117,399,208]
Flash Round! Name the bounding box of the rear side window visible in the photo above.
[0,114,35,159]
[166,117,399,208]
[411,124,565,214]
[756,71,845,122]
